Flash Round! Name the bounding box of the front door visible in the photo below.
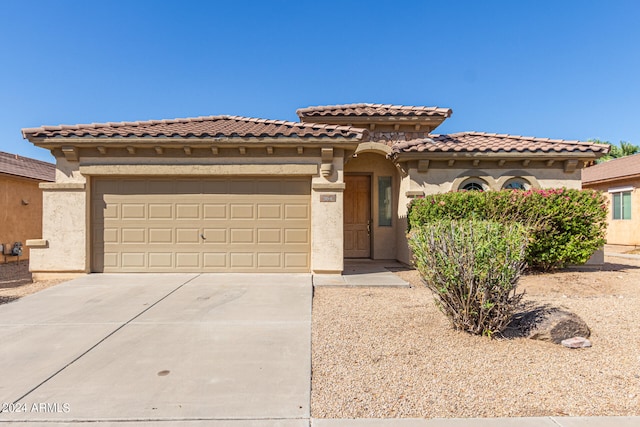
[344,175,371,258]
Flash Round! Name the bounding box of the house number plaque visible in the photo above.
[320,194,336,202]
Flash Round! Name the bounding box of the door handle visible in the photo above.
[367,220,371,236]
[200,233,206,241]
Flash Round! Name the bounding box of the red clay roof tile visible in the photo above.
[0,151,55,181]
[296,103,452,119]
[22,115,367,140]
[392,132,609,155]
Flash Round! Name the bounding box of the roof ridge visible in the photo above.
[296,103,453,117]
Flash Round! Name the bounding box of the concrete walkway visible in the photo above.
[1,270,637,426]
[313,260,410,287]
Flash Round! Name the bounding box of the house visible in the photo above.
[582,153,640,247]
[21,103,608,278]
[0,151,55,263]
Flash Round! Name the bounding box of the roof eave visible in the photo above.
[24,135,366,148]
[393,151,602,161]
[582,173,640,186]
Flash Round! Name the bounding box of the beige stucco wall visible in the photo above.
[29,150,349,275]
[344,152,399,260]
[0,174,45,263]
[395,162,584,265]
[28,156,88,274]
[583,178,640,246]
[311,150,345,273]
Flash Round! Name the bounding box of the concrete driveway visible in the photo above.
[0,273,311,426]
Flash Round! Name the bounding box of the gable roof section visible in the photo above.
[0,151,55,181]
[582,153,640,184]
[296,103,452,119]
[22,115,367,141]
[392,132,609,155]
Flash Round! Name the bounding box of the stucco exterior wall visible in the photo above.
[311,151,345,273]
[395,162,584,265]
[29,156,88,274]
[344,152,399,260]
[583,178,640,246]
[0,174,44,263]
[30,150,350,275]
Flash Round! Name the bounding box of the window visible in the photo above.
[611,190,632,220]
[503,178,530,190]
[459,178,488,191]
[378,176,392,226]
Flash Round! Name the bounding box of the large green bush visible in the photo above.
[408,188,607,271]
[409,219,528,336]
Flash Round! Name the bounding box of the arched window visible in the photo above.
[502,178,530,190]
[459,178,488,191]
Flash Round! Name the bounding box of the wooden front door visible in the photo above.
[344,175,371,258]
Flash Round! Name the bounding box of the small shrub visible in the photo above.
[408,219,528,336]
[407,189,608,271]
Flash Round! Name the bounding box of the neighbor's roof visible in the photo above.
[0,151,55,181]
[392,132,610,155]
[22,115,367,140]
[582,152,640,184]
[297,103,452,119]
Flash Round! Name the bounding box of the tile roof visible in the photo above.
[392,132,610,155]
[0,151,55,181]
[296,103,452,119]
[582,153,640,184]
[22,115,367,140]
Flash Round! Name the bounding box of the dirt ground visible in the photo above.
[313,255,640,418]
[0,261,67,305]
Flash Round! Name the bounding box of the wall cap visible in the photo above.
[26,239,48,248]
[39,183,86,190]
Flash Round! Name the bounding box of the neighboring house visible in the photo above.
[21,103,608,278]
[582,153,640,247]
[0,151,55,263]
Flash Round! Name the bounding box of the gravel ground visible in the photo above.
[0,261,68,305]
[312,257,640,418]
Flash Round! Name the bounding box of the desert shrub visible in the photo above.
[407,188,607,271]
[408,219,528,336]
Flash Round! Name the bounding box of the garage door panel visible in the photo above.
[257,229,281,244]
[92,178,310,273]
[148,204,172,219]
[149,252,173,268]
[121,252,145,268]
[203,228,227,244]
[102,252,117,268]
[122,204,145,219]
[203,252,227,268]
[149,228,172,244]
[121,228,146,243]
[230,252,254,268]
[176,253,200,268]
[176,228,200,243]
[285,253,309,268]
[203,204,227,219]
[285,205,309,219]
[176,204,200,219]
[285,229,309,244]
[230,204,254,219]
[257,204,281,219]
[257,253,282,268]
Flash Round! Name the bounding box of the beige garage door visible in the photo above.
[91,178,311,273]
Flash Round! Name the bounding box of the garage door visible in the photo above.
[91,178,311,273]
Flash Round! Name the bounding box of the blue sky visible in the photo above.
[1,0,639,163]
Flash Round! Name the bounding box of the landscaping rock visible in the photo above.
[561,336,592,349]
[506,305,591,344]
